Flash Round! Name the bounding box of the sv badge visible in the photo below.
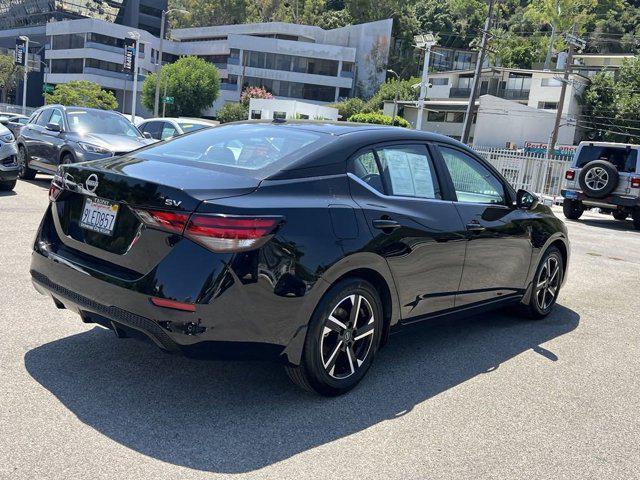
[165,198,182,207]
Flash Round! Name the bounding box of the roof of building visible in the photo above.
[429,66,591,81]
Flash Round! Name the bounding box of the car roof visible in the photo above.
[578,140,639,149]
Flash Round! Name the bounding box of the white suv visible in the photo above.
[562,141,640,229]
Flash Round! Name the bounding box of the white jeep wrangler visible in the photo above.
[562,141,640,229]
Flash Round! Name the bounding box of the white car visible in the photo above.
[0,122,18,191]
[137,117,219,141]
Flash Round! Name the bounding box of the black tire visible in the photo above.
[520,246,564,319]
[61,153,75,165]
[563,199,584,220]
[633,210,640,231]
[17,146,36,180]
[0,179,16,191]
[612,211,628,221]
[578,160,618,198]
[286,278,383,396]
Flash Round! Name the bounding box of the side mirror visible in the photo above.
[143,132,153,139]
[46,123,62,133]
[0,118,8,125]
[516,189,539,210]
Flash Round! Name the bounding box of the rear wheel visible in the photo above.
[286,278,383,396]
[521,246,564,319]
[61,153,74,165]
[612,211,628,221]
[18,146,36,180]
[563,199,584,220]
[0,179,16,191]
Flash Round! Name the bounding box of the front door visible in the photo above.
[435,145,532,307]
[349,143,467,321]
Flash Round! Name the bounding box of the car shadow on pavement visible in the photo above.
[24,304,579,474]
[22,177,53,189]
[569,217,639,233]
[0,190,17,197]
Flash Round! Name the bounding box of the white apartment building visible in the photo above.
[43,18,393,117]
[384,67,589,147]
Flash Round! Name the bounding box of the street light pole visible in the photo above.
[153,9,187,117]
[20,36,29,115]
[414,34,436,131]
[387,69,400,126]
[129,32,140,123]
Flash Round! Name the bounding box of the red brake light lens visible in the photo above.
[49,174,64,202]
[150,296,196,312]
[185,215,281,252]
[631,177,640,188]
[134,209,189,234]
[565,170,575,180]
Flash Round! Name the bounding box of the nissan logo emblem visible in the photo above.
[85,174,99,192]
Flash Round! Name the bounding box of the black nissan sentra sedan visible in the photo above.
[30,121,569,396]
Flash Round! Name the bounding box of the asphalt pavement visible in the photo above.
[1,178,639,479]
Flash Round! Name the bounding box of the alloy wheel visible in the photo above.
[584,167,609,191]
[535,256,560,311]
[18,148,27,176]
[320,294,375,379]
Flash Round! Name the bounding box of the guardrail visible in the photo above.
[0,103,35,115]
[475,146,571,199]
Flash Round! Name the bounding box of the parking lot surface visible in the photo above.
[1,179,639,479]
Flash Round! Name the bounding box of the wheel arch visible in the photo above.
[59,148,76,164]
[521,234,570,305]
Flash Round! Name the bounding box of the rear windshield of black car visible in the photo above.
[132,124,325,173]
[576,146,638,173]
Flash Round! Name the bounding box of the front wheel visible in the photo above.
[0,179,16,191]
[563,199,584,220]
[612,211,628,221]
[286,278,383,396]
[18,146,36,180]
[521,246,564,319]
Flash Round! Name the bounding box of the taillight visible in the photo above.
[135,209,282,252]
[185,215,282,252]
[565,170,575,180]
[631,177,640,188]
[133,209,189,234]
[49,173,64,202]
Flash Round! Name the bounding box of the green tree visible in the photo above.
[142,56,220,117]
[582,57,640,142]
[216,102,248,123]
[329,97,367,120]
[170,0,247,27]
[0,54,22,103]
[44,81,117,109]
[366,76,420,111]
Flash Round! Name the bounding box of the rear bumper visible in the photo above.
[561,189,640,208]
[0,163,19,182]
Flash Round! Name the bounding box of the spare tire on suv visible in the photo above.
[578,160,619,198]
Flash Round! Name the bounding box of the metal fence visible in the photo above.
[475,146,572,200]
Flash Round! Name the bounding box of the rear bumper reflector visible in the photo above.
[150,296,196,312]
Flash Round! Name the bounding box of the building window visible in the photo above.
[541,78,562,87]
[431,78,449,86]
[273,111,287,120]
[85,58,124,73]
[51,34,84,50]
[50,59,83,74]
[87,32,124,49]
[244,51,339,76]
[453,52,473,70]
[427,111,446,122]
[445,112,464,123]
[538,101,558,110]
[251,110,262,119]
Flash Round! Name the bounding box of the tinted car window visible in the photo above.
[440,146,505,204]
[161,122,178,140]
[140,121,163,140]
[353,150,384,193]
[35,109,52,126]
[376,145,441,199]
[576,146,638,173]
[66,109,141,137]
[48,109,64,128]
[133,124,322,171]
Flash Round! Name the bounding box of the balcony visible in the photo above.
[227,57,240,65]
[339,70,354,78]
[450,87,471,98]
[499,88,530,100]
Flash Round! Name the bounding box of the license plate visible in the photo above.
[80,197,119,236]
[564,190,578,199]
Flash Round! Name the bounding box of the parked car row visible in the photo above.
[6,105,220,191]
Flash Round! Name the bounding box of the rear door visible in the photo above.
[435,144,531,307]
[349,143,467,320]
[40,107,65,168]
[24,108,52,163]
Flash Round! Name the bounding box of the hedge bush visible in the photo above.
[347,112,411,128]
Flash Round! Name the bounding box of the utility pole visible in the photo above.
[543,25,556,71]
[547,26,585,157]
[414,34,437,131]
[154,10,166,117]
[461,0,496,145]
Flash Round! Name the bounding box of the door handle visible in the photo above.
[372,219,401,231]
[466,221,486,232]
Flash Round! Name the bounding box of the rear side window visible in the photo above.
[134,124,322,171]
[177,122,209,133]
[576,146,638,173]
[376,145,441,199]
